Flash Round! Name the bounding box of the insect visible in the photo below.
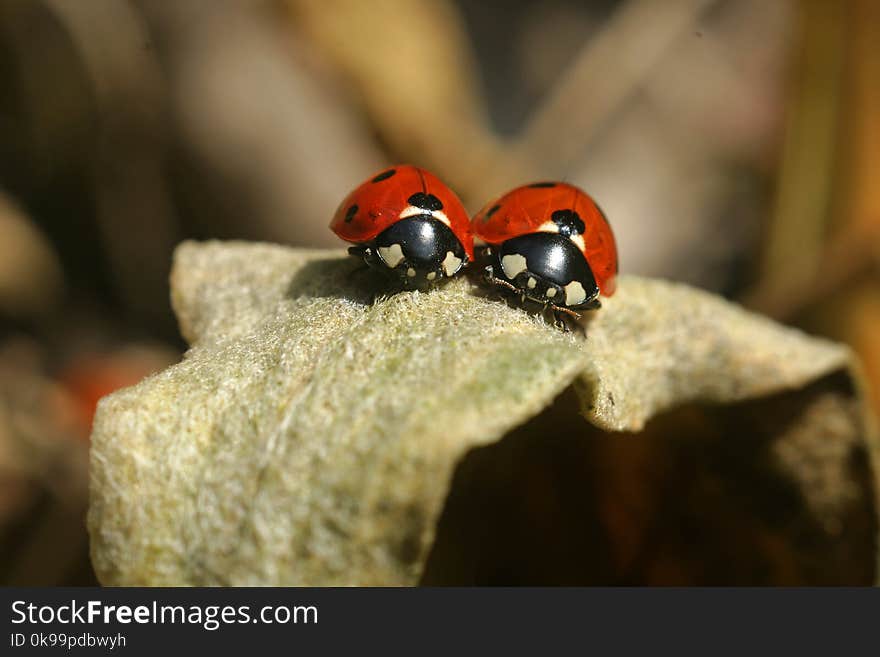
[330,165,473,286]
[472,181,618,328]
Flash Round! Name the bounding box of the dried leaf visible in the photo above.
[88,241,879,585]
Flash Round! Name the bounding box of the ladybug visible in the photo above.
[472,182,617,326]
[330,165,473,286]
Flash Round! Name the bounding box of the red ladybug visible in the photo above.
[472,182,617,324]
[330,165,473,286]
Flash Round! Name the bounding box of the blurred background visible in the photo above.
[0,0,877,584]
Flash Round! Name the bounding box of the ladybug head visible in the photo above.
[551,209,585,238]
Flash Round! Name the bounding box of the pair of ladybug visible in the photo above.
[331,165,617,326]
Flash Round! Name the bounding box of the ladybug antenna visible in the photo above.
[556,158,578,188]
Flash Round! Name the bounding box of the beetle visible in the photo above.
[472,181,617,327]
[330,165,473,286]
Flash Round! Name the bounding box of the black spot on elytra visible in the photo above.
[344,204,358,222]
[371,169,396,183]
[485,204,501,219]
[408,192,443,211]
[529,181,557,188]
[551,209,585,237]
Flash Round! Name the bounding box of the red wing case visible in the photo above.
[330,165,473,260]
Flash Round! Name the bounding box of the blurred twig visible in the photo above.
[835,0,880,418]
[745,0,879,320]
[755,0,846,302]
[745,0,880,423]
[744,221,880,320]
[482,0,719,196]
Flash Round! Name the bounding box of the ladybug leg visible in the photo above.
[483,264,520,295]
[346,245,387,286]
[539,302,562,330]
[347,245,365,267]
[550,304,581,332]
[540,301,556,327]
[474,245,492,265]
[402,273,421,290]
[554,305,582,321]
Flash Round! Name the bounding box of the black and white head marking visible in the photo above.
[399,192,450,227]
[550,209,585,237]
[407,192,443,212]
[533,208,587,251]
